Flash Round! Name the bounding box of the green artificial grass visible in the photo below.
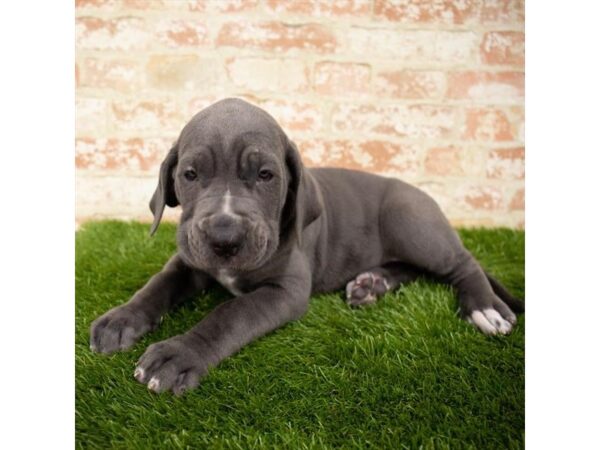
[76,221,524,449]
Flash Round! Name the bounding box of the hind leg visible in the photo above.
[380,185,521,335]
[345,263,422,307]
[448,259,517,335]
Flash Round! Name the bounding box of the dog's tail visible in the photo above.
[485,271,525,313]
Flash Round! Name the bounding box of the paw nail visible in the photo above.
[148,377,159,391]
[134,368,145,381]
[90,344,97,352]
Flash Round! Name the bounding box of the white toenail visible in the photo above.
[470,310,497,335]
[346,281,356,299]
[134,368,144,379]
[148,377,159,391]
[483,308,512,334]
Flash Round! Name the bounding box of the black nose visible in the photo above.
[207,214,244,258]
[212,241,240,258]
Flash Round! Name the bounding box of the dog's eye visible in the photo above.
[183,168,197,181]
[258,169,273,182]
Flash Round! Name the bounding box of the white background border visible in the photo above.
[526,1,600,448]
[0,1,74,448]
[1,1,599,448]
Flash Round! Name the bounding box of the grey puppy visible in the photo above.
[90,98,524,395]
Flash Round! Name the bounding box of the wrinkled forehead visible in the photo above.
[178,104,285,159]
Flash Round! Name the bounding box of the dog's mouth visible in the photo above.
[178,220,276,272]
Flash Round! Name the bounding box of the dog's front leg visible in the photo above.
[90,254,210,354]
[133,278,310,395]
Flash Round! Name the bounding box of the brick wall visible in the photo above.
[75,0,525,228]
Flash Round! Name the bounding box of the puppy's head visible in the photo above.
[149,98,319,272]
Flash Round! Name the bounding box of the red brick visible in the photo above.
[374,70,445,99]
[359,140,419,174]
[481,32,525,66]
[332,104,459,139]
[110,100,184,132]
[346,28,478,64]
[425,146,464,176]
[374,0,479,24]
[297,139,419,175]
[76,137,172,173]
[217,22,336,53]
[76,16,151,51]
[226,58,309,92]
[76,0,183,10]
[122,0,173,9]
[510,106,525,142]
[447,71,524,102]
[155,19,209,48]
[80,58,143,92]
[215,0,259,12]
[510,188,524,211]
[265,0,369,17]
[256,99,322,132]
[463,108,513,141]
[481,0,524,24]
[314,62,370,96]
[75,0,115,8]
[486,147,524,179]
[146,55,215,91]
[463,186,503,210]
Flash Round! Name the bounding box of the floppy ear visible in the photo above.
[280,139,323,242]
[149,143,179,236]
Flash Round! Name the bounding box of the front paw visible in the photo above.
[90,305,158,354]
[134,336,207,395]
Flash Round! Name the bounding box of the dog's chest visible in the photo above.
[215,270,243,296]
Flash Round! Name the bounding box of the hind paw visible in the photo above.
[345,272,389,307]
